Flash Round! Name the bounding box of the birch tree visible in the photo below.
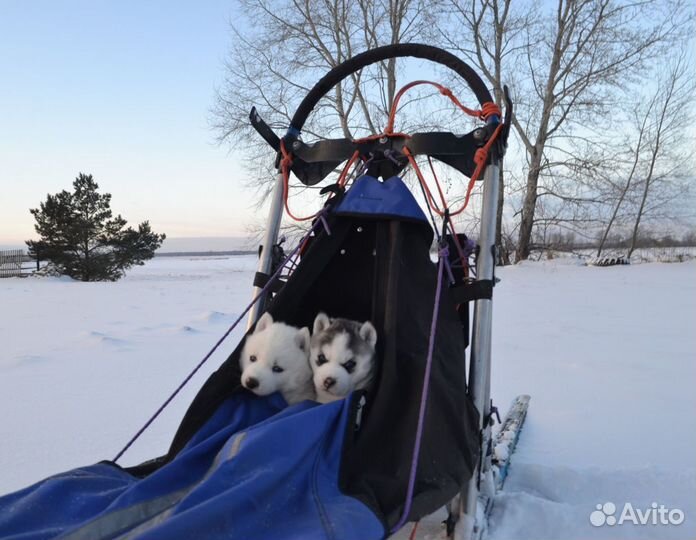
[625,56,694,258]
[438,0,691,261]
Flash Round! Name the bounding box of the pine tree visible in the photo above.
[27,173,166,281]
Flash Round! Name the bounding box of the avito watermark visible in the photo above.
[590,501,685,527]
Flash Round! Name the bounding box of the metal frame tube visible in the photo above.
[457,160,500,539]
[246,172,285,329]
[471,161,499,448]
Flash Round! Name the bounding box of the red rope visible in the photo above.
[408,521,420,540]
[386,80,502,218]
[279,139,359,222]
[385,80,490,134]
[403,119,502,218]
[280,79,503,223]
[427,156,448,210]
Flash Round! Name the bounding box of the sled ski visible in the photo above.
[492,394,531,491]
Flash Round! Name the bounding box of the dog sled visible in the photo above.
[0,44,529,540]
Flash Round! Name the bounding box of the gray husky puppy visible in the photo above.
[310,312,378,403]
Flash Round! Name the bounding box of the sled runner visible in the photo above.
[0,44,528,540]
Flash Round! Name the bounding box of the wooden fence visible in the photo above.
[0,249,37,278]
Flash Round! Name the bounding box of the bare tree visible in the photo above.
[626,56,695,258]
[591,53,694,259]
[518,0,692,261]
[212,0,437,196]
[438,0,691,261]
[437,0,532,264]
[595,112,651,256]
[213,0,693,262]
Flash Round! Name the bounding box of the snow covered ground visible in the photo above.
[487,258,696,540]
[1,256,695,539]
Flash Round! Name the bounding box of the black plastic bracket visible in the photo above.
[449,279,494,303]
[249,107,280,152]
[253,272,285,294]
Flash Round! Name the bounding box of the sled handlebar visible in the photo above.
[287,43,494,138]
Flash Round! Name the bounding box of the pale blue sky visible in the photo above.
[0,0,253,245]
[2,2,693,248]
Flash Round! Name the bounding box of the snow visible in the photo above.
[494,442,510,463]
[0,255,258,489]
[1,257,695,539]
[484,259,696,540]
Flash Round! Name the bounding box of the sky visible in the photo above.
[0,0,254,246]
[2,2,693,249]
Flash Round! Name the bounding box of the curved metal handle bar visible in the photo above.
[288,43,493,137]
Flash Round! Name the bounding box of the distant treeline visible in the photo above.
[527,230,696,253]
[155,250,256,257]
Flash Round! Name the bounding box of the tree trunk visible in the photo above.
[491,2,509,266]
[512,0,565,262]
[495,165,510,265]
[515,150,542,261]
[628,147,659,258]
[597,103,652,257]
[627,61,679,258]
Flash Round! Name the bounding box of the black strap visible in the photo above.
[287,130,481,185]
[449,279,494,303]
[249,105,486,186]
[290,44,493,132]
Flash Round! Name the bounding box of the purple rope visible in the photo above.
[443,254,456,285]
[319,213,331,236]
[463,237,476,258]
[112,216,328,463]
[391,245,448,533]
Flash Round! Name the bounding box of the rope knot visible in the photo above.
[279,139,294,170]
[480,101,502,121]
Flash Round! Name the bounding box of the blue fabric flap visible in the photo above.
[336,176,428,223]
[0,394,385,540]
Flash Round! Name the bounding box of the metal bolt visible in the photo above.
[340,249,346,255]
[473,128,486,141]
[357,226,363,232]
[379,136,388,144]
[292,140,301,149]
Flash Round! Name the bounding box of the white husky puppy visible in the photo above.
[239,312,314,405]
[310,312,378,403]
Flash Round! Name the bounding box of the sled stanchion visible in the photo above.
[247,171,286,329]
[456,158,500,540]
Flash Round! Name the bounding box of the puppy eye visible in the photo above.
[272,365,284,373]
[249,355,257,363]
[342,359,356,373]
[316,353,328,366]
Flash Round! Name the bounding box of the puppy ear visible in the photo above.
[313,312,331,334]
[359,321,377,347]
[295,327,310,352]
[255,312,274,333]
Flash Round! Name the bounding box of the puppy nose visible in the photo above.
[323,377,336,390]
[245,377,259,390]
